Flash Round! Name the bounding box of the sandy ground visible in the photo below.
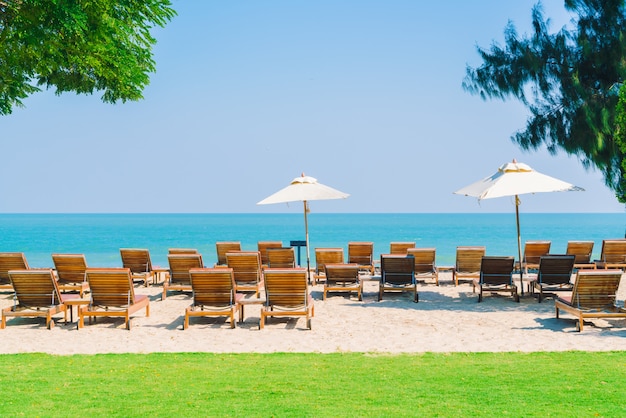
[0,272,625,354]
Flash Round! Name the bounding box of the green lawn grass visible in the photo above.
[0,351,625,416]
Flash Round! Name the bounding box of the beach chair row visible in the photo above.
[1,258,624,333]
[2,238,626,331]
[0,264,313,331]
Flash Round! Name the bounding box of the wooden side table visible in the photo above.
[238,297,266,323]
[64,298,90,322]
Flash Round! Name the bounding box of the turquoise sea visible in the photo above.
[0,213,624,268]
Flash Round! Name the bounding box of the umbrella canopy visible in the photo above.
[454,160,584,294]
[257,175,349,204]
[257,174,349,280]
[454,161,584,200]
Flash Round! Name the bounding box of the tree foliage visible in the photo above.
[0,0,176,115]
[463,0,626,202]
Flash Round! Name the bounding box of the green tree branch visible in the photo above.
[463,0,626,202]
[0,0,176,115]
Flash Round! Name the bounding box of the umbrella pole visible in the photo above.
[515,195,524,295]
[303,200,311,284]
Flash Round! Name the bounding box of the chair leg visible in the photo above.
[576,316,584,332]
[183,313,189,330]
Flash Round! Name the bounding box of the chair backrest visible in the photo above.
[523,241,551,265]
[0,252,29,284]
[455,246,486,273]
[257,241,283,265]
[267,247,296,268]
[189,267,237,307]
[226,251,262,285]
[324,263,360,284]
[380,254,415,285]
[263,268,309,308]
[407,248,436,274]
[120,248,152,273]
[565,241,594,264]
[8,269,62,307]
[315,248,344,274]
[216,242,241,265]
[389,242,415,255]
[480,256,515,285]
[348,242,374,266]
[599,239,626,263]
[168,248,199,254]
[52,254,88,285]
[570,269,623,309]
[537,254,575,285]
[168,253,204,285]
[85,268,136,307]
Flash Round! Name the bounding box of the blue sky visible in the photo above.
[1,1,624,213]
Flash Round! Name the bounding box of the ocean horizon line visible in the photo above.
[0,211,624,215]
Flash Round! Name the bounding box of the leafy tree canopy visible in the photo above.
[0,0,176,115]
[463,0,626,202]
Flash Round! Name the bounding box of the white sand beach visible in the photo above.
[0,271,625,355]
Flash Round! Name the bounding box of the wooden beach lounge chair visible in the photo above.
[216,241,241,266]
[595,239,626,270]
[163,253,204,300]
[168,248,199,254]
[0,252,29,292]
[452,246,485,286]
[407,247,439,286]
[226,251,263,297]
[555,269,626,332]
[52,253,90,297]
[260,268,314,330]
[530,255,575,302]
[266,247,296,268]
[348,241,375,274]
[184,268,243,329]
[257,241,283,266]
[313,248,344,285]
[565,241,595,270]
[120,248,155,287]
[474,256,518,303]
[2,269,73,329]
[79,268,150,330]
[323,263,362,301]
[379,254,418,303]
[521,241,551,272]
[389,242,415,255]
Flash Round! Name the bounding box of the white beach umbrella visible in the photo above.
[257,174,349,280]
[454,160,584,293]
